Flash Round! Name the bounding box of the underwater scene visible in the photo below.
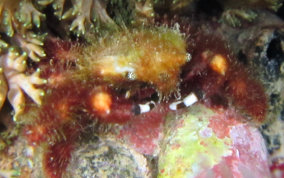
[0,0,284,177]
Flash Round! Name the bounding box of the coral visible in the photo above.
[38,0,136,36]
[15,32,47,62]
[0,48,46,120]
[0,34,46,119]
[0,0,18,37]
[67,0,116,36]
[0,0,47,118]
[17,0,46,29]
[0,0,48,119]
[37,0,65,18]
[219,0,283,27]
[35,0,156,37]
[0,0,45,37]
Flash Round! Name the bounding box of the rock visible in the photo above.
[158,104,271,178]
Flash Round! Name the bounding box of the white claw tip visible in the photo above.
[183,93,198,107]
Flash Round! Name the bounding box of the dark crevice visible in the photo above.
[0,122,6,133]
[43,2,77,40]
[237,50,248,65]
[270,93,279,105]
[276,3,284,20]
[267,38,283,60]
[280,105,284,121]
[0,101,13,133]
[265,37,284,79]
[209,93,228,108]
[196,0,223,18]
[43,5,66,39]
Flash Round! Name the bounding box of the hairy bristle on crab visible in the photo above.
[5,11,270,177]
[44,141,74,178]
[175,20,268,122]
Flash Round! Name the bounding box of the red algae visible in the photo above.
[209,109,241,139]
[270,162,284,177]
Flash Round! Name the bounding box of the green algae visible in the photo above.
[159,105,232,178]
